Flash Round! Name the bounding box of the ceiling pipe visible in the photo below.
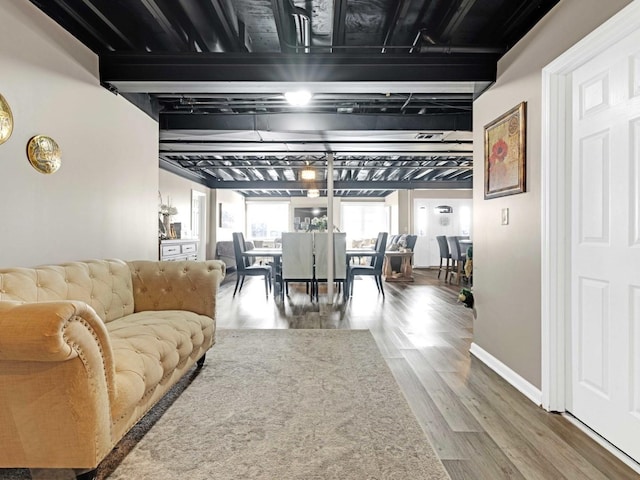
[419,44,505,54]
[291,6,311,53]
[279,39,504,54]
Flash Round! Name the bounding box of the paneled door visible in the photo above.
[569,27,640,462]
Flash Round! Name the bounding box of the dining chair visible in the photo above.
[436,235,451,280]
[232,232,272,297]
[370,232,388,266]
[349,232,387,297]
[313,232,347,300]
[446,235,467,286]
[281,232,314,300]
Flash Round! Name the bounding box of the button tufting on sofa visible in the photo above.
[0,259,225,471]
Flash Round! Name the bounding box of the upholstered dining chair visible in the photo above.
[436,235,451,280]
[446,235,468,285]
[281,232,314,300]
[232,232,272,297]
[314,232,347,300]
[349,232,388,297]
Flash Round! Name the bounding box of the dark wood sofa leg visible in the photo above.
[76,468,98,480]
[196,354,206,369]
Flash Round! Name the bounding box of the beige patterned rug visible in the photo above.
[7,329,450,480]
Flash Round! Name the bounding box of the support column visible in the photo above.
[327,153,334,303]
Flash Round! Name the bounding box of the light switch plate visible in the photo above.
[501,208,509,225]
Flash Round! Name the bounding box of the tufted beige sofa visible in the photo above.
[0,258,225,474]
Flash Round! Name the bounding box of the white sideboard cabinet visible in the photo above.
[159,239,198,261]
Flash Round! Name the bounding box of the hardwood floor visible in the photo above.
[216,268,639,479]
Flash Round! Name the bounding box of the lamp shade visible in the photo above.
[301,166,316,180]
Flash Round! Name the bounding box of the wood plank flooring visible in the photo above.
[216,268,640,479]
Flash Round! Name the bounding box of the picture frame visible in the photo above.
[484,102,526,199]
[219,203,235,229]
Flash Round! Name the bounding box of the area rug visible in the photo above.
[6,329,450,480]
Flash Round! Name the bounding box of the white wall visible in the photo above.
[0,0,159,267]
[472,0,631,388]
[215,189,245,242]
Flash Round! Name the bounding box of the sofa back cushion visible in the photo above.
[0,259,134,323]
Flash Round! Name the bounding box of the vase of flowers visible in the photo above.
[310,215,328,232]
[159,200,178,239]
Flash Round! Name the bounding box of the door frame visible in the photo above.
[541,1,640,412]
[191,189,207,261]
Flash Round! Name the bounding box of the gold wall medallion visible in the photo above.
[27,135,61,174]
[0,93,13,145]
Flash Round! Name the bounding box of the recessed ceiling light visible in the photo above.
[284,90,312,106]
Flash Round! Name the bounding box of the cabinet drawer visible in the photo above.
[162,245,181,256]
[187,254,198,261]
[181,243,197,253]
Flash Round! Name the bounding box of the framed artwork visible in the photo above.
[293,207,327,231]
[219,203,235,229]
[484,102,526,199]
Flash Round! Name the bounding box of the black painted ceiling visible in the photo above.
[30,0,559,197]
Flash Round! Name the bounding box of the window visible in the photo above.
[341,203,389,247]
[459,205,471,236]
[246,202,289,239]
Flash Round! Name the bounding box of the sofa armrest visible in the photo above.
[0,300,114,366]
[0,300,117,467]
[128,260,225,319]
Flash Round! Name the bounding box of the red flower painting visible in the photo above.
[490,139,508,164]
[484,103,526,199]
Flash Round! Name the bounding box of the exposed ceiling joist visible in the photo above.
[159,112,472,131]
[30,0,560,197]
[99,52,499,85]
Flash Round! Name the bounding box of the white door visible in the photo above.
[569,27,640,462]
[413,199,472,267]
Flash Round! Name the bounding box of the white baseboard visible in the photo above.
[469,342,542,406]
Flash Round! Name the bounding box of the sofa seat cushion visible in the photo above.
[106,310,214,420]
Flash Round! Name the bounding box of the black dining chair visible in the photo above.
[436,235,451,280]
[232,232,272,297]
[446,236,467,286]
[348,232,388,297]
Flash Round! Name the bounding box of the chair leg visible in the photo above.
[239,276,246,292]
[437,258,443,279]
[233,274,241,296]
[378,275,385,297]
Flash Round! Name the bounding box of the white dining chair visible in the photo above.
[313,232,347,300]
[281,232,314,299]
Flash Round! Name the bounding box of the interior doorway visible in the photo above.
[413,198,472,268]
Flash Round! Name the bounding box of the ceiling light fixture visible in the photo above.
[435,205,453,214]
[300,164,316,181]
[284,90,312,106]
[307,189,320,198]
